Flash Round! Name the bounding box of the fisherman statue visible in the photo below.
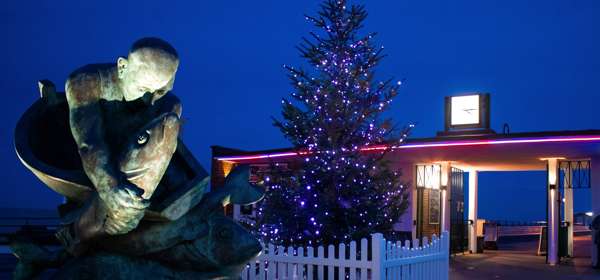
[12,38,264,279]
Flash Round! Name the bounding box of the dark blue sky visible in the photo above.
[1,1,598,221]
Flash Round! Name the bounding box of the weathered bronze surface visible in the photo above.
[12,38,263,279]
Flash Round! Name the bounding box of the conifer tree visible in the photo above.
[256,0,411,246]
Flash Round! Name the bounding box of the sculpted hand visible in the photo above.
[99,183,150,235]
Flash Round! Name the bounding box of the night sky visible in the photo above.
[1,1,598,221]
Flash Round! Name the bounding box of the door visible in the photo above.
[415,165,442,240]
[450,167,466,254]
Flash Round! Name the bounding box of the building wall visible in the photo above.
[211,146,245,216]
[211,159,236,188]
[390,162,415,233]
[387,160,443,238]
[211,149,415,236]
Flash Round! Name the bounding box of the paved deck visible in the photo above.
[1,236,598,279]
[450,235,599,280]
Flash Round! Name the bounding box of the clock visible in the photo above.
[442,93,491,134]
[450,95,480,125]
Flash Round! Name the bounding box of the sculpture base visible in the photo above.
[50,253,242,280]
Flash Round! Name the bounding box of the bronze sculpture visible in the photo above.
[12,38,263,279]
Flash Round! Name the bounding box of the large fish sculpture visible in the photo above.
[12,80,265,279]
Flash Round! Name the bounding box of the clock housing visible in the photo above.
[443,93,491,134]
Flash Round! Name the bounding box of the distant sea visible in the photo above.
[0,208,59,254]
[0,208,59,235]
[0,208,58,218]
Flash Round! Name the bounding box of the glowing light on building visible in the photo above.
[215,135,600,162]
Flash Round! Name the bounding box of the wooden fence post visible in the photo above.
[371,233,385,280]
[242,232,451,279]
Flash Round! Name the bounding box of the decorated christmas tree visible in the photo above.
[256,0,411,246]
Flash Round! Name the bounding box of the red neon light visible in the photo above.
[215,135,600,162]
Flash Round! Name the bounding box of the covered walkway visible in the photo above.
[215,129,600,266]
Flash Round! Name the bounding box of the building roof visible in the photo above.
[213,129,600,171]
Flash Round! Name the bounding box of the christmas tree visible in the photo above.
[256,0,411,247]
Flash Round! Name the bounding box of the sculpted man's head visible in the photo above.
[117,37,179,104]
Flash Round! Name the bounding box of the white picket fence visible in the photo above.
[241,231,449,280]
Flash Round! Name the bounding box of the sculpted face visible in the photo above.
[118,49,178,103]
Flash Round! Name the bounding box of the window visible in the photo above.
[416,164,441,189]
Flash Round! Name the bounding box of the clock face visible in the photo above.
[451,95,480,125]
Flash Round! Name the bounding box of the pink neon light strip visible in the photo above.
[217,152,300,161]
[215,135,600,162]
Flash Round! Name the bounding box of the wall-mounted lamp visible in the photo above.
[549,184,557,190]
[468,219,474,225]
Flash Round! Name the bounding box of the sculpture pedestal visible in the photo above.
[51,253,242,280]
